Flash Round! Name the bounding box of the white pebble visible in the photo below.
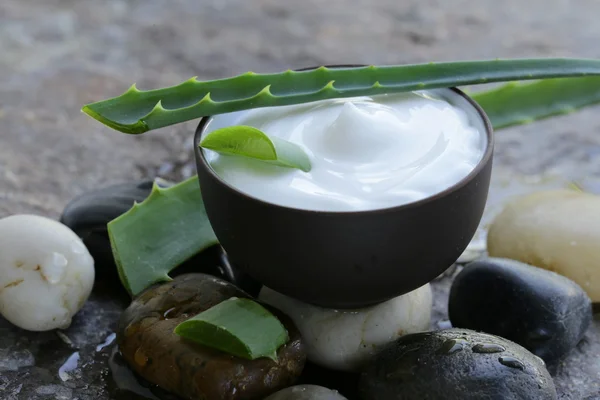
[0,214,95,331]
[263,384,348,400]
[487,190,600,302]
[259,284,432,372]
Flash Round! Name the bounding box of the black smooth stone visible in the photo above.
[60,179,165,281]
[359,329,557,400]
[60,179,261,295]
[448,257,592,363]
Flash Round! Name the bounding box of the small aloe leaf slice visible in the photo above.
[108,175,218,297]
[200,125,311,172]
[174,297,289,361]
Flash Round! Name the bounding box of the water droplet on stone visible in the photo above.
[41,252,68,284]
[162,307,178,319]
[96,333,117,352]
[134,348,149,367]
[472,343,506,354]
[58,351,80,381]
[439,338,468,355]
[499,356,526,370]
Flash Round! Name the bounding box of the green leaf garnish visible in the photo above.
[82,58,600,134]
[108,175,218,297]
[174,297,289,361]
[472,77,600,129]
[200,125,311,172]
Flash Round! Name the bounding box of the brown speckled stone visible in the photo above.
[117,274,305,400]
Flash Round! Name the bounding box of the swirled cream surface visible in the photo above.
[202,91,487,212]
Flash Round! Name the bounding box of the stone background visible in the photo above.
[1,0,600,399]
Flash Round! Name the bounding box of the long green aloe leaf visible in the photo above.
[471,76,600,129]
[200,125,311,172]
[108,175,218,296]
[82,58,600,134]
[174,297,289,361]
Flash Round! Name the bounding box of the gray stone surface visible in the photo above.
[2,0,600,399]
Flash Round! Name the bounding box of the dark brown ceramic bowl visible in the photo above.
[193,69,494,309]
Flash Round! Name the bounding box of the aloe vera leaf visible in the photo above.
[108,175,218,297]
[200,125,311,172]
[174,297,289,361]
[472,77,600,129]
[81,58,600,134]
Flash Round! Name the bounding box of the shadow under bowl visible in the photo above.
[193,79,494,309]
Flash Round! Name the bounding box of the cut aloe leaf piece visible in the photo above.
[108,175,218,297]
[174,297,289,361]
[200,125,311,172]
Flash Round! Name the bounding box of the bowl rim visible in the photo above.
[193,69,494,216]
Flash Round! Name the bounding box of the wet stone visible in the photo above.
[359,329,557,400]
[449,258,593,363]
[117,274,306,400]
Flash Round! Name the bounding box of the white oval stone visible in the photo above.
[487,189,600,302]
[0,214,95,331]
[259,283,432,372]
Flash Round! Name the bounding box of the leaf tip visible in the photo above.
[148,182,165,200]
[324,80,336,90]
[200,92,213,103]
[151,100,166,113]
[129,201,141,213]
[125,83,140,94]
[258,85,273,96]
[182,76,199,85]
